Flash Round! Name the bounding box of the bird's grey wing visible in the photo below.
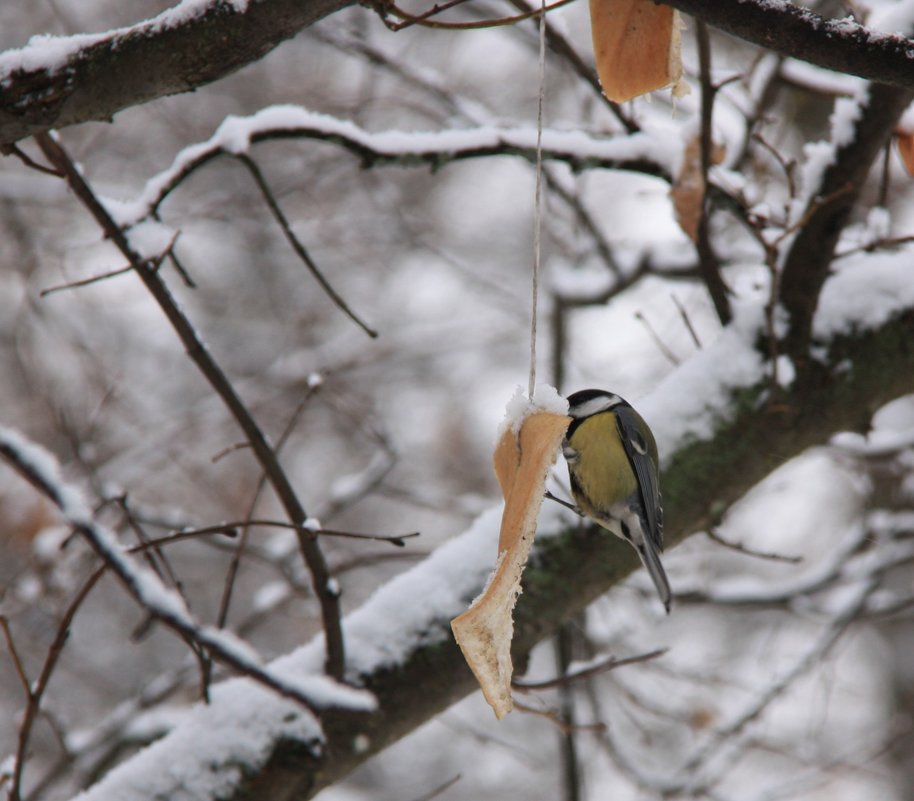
[614,406,664,552]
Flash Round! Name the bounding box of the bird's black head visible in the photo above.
[566,388,628,419]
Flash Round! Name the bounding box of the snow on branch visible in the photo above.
[662,0,914,89]
[0,0,354,146]
[5,1,914,146]
[779,79,914,357]
[104,105,676,227]
[0,426,375,718]
[60,505,505,801]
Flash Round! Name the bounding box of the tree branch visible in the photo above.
[34,132,348,680]
[234,152,378,338]
[694,19,731,326]
[661,0,914,89]
[0,0,354,146]
[65,301,914,801]
[780,82,914,358]
[123,111,672,226]
[7,0,914,148]
[0,432,369,717]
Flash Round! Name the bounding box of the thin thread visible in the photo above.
[529,0,547,400]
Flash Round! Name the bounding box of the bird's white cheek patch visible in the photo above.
[570,394,622,419]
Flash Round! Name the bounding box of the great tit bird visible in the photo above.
[563,389,671,612]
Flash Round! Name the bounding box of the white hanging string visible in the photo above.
[528,0,547,400]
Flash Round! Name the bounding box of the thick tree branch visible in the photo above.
[67,304,914,801]
[271,311,914,801]
[0,0,354,146]
[5,0,914,146]
[780,83,914,358]
[661,0,914,88]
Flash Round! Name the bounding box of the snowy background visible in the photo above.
[2,1,914,800]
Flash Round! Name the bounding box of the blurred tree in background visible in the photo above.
[2,2,914,800]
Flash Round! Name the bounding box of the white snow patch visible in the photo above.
[0,425,90,523]
[499,384,569,437]
[252,581,290,613]
[0,1,251,83]
[641,301,766,459]
[775,354,796,388]
[815,250,914,338]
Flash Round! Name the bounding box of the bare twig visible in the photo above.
[0,616,31,697]
[672,578,878,792]
[704,528,803,564]
[214,386,317,643]
[834,234,914,260]
[112,512,238,664]
[695,20,732,326]
[671,293,702,349]
[545,173,623,279]
[205,379,332,696]
[752,132,797,201]
[118,495,187,612]
[234,153,378,338]
[553,623,581,801]
[39,264,134,297]
[513,699,607,734]
[40,230,180,298]
[634,311,679,366]
[376,0,473,29]
[406,775,461,801]
[513,648,668,692]
[176,519,419,547]
[129,527,239,551]
[4,144,61,176]
[33,132,347,680]
[6,567,106,801]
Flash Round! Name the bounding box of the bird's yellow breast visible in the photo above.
[567,413,637,515]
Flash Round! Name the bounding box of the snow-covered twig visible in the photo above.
[0,426,375,714]
[107,107,675,227]
[0,0,355,145]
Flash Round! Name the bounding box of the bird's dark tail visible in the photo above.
[638,538,672,614]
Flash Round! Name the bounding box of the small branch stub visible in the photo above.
[451,400,570,719]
